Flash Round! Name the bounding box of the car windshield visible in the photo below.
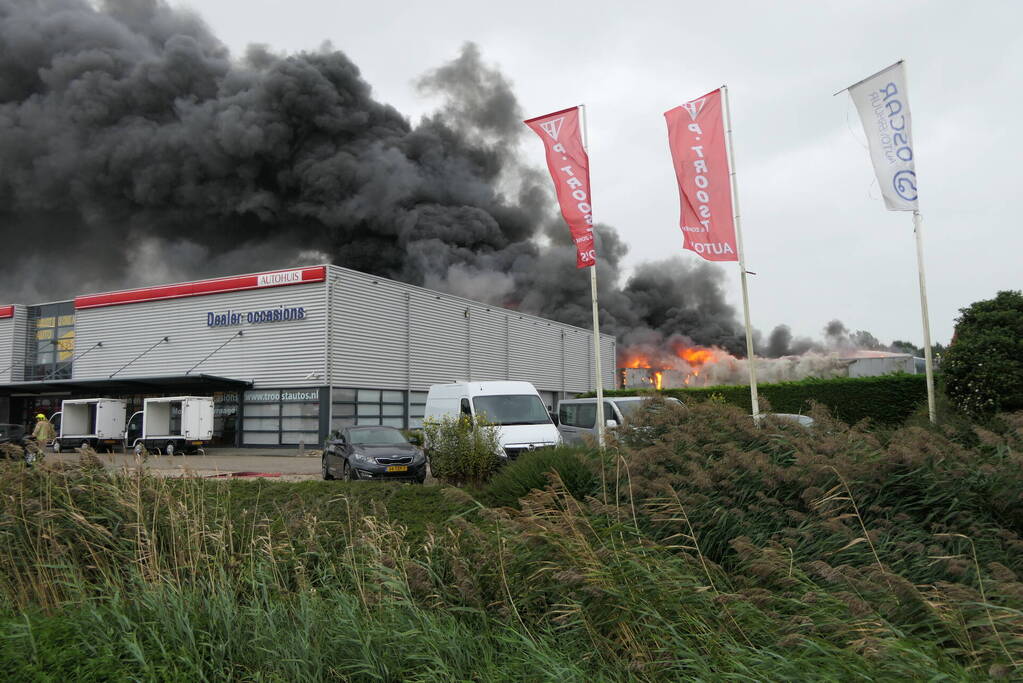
[473,394,551,426]
[348,428,409,446]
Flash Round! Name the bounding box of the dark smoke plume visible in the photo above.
[0,0,896,361]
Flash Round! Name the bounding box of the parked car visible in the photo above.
[424,381,561,459]
[760,413,815,428]
[557,396,684,444]
[0,423,38,463]
[323,426,427,483]
[0,423,29,451]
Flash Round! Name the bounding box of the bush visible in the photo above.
[943,290,1023,418]
[481,447,599,508]
[588,374,928,425]
[423,414,501,486]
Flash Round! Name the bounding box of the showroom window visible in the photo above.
[243,389,320,446]
[331,388,408,432]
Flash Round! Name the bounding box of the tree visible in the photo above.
[942,291,1023,417]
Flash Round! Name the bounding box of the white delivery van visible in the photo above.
[557,396,684,444]
[53,398,127,453]
[424,381,562,459]
[124,396,215,456]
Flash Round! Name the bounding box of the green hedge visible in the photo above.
[584,374,928,425]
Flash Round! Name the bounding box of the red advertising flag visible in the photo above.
[524,106,596,268]
[664,89,738,262]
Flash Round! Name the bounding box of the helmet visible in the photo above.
[35,413,46,420]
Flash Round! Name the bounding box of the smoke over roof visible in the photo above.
[0,0,897,363]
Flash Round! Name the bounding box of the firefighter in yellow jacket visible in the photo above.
[31,413,55,448]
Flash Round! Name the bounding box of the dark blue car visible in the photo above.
[322,426,427,483]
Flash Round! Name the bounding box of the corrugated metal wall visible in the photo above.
[0,319,12,384]
[74,283,327,387]
[0,307,27,383]
[327,266,615,393]
[11,307,27,382]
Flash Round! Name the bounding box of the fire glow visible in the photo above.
[618,342,732,389]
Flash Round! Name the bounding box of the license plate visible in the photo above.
[386,465,408,473]
[191,441,203,445]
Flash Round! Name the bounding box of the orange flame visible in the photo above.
[621,353,652,369]
[678,347,715,367]
[653,371,663,390]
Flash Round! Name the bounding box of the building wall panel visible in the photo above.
[467,304,508,383]
[74,283,326,387]
[0,319,12,384]
[326,266,615,394]
[0,307,27,383]
[329,271,412,390]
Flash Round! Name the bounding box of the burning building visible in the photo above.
[617,343,920,390]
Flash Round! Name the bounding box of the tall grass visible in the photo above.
[0,402,1021,679]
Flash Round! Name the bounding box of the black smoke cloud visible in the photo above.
[0,0,888,360]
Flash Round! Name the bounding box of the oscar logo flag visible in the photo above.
[664,89,738,262]
[524,106,596,269]
[846,61,918,211]
[840,60,936,423]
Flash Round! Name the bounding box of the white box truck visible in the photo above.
[53,398,127,453]
[124,396,215,456]
[424,381,562,460]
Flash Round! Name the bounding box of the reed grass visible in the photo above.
[0,400,1020,679]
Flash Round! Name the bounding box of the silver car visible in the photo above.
[557,396,683,444]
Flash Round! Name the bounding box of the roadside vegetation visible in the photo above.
[1,396,1021,680]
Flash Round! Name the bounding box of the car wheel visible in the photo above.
[165,442,176,456]
[134,443,144,456]
[80,441,90,451]
[52,440,62,453]
[322,456,334,480]
[342,460,355,482]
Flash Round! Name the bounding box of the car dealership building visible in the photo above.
[0,265,616,447]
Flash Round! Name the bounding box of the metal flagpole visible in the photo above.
[914,211,937,423]
[902,60,937,425]
[720,85,761,422]
[579,104,606,448]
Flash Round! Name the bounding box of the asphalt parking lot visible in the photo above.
[43,447,325,480]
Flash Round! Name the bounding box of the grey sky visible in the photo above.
[178,0,1022,346]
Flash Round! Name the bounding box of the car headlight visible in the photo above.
[352,452,372,464]
[412,450,426,464]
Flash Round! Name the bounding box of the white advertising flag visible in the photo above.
[847,61,918,211]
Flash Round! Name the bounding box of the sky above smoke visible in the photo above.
[2,0,1018,354]
[181,0,1023,348]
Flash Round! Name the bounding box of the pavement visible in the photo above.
[44,446,325,481]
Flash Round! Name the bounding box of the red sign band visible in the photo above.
[75,266,327,310]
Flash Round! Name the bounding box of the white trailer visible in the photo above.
[54,398,127,453]
[124,396,215,456]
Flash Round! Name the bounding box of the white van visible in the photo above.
[424,381,562,459]
[557,396,683,444]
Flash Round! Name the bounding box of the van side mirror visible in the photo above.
[549,411,559,426]
[606,419,618,428]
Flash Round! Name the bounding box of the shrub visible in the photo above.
[588,374,928,425]
[422,414,501,486]
[943,290,1023,418]
[481,447,598,508]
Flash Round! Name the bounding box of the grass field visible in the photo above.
[1,400,1021,680]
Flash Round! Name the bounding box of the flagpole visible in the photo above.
[901,59,938,425]
[914,210,937,423]
[720,85,761,422]
[579,104,606,449]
